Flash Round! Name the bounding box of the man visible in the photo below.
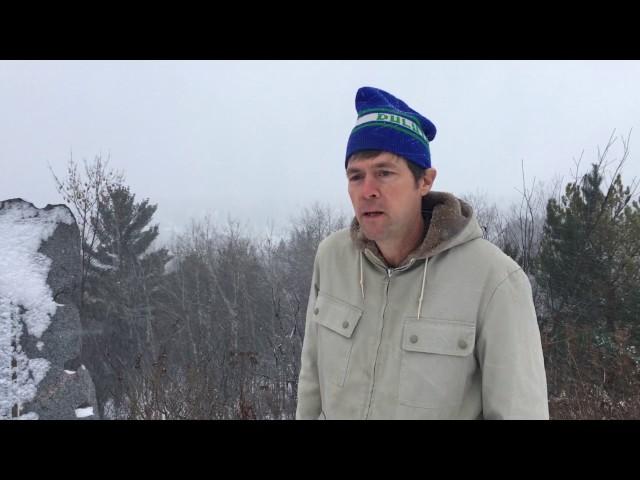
[295,86,549,419]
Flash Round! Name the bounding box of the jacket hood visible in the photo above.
[350,190,483,268]
[349,191,484,317]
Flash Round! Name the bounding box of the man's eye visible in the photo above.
[349,175,362,181]
[378,171,393,176]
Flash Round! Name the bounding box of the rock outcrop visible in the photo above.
[0,198,98,419]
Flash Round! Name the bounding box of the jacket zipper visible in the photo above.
[364,267,393,419]
[361,255,418,419]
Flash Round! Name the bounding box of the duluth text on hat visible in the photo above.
[353,111,428,144]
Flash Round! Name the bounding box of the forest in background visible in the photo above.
[48,131,640,419]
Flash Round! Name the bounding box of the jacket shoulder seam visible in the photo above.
[479,267,525,321]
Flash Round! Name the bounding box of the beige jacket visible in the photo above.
[295,191,549,419]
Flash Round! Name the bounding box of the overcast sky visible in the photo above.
[1,60,639,244]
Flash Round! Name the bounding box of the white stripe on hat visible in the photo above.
[355,112,428,142]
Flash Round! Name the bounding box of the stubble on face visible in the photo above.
[347,152,436,266]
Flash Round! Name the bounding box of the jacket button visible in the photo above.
[342,321,349,329]
[409,334,418,344]
[458,339,468,349]
[314,307,319,315]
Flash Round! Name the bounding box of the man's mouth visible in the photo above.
[363,211,384,217]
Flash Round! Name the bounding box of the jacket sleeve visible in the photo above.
[295,252,322,420]
[475,267,550,419]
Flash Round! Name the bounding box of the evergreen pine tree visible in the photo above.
[84,184,170,415]
[537,160,640,404]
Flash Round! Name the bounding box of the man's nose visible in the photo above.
[361,175,380,199]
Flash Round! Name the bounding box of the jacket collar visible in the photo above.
[349,191,477,268]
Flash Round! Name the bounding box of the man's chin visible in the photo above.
[360,225,385,241]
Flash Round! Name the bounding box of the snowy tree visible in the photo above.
[83,184,170,416]
[49,154,124,312]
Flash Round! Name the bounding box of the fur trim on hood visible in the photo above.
[349,191,481,268]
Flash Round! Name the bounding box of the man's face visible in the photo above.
[347,152,435,243]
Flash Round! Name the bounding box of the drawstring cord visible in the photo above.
[359,250,365,300]
[360,250,428,317]
[417,258,428,318]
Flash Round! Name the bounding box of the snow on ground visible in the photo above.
[15,412,38,420]
[74,406,94,418]
[0,200,74,419]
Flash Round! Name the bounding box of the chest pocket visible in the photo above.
[313,292,363,387]
[399,318,476,409]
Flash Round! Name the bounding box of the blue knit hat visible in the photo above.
[345,86,436,169]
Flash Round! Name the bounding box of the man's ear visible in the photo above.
[420,168,437,196]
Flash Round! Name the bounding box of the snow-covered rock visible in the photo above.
[0,199,99,419]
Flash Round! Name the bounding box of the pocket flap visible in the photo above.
[402,319,475,357]
[313,293,363,338]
